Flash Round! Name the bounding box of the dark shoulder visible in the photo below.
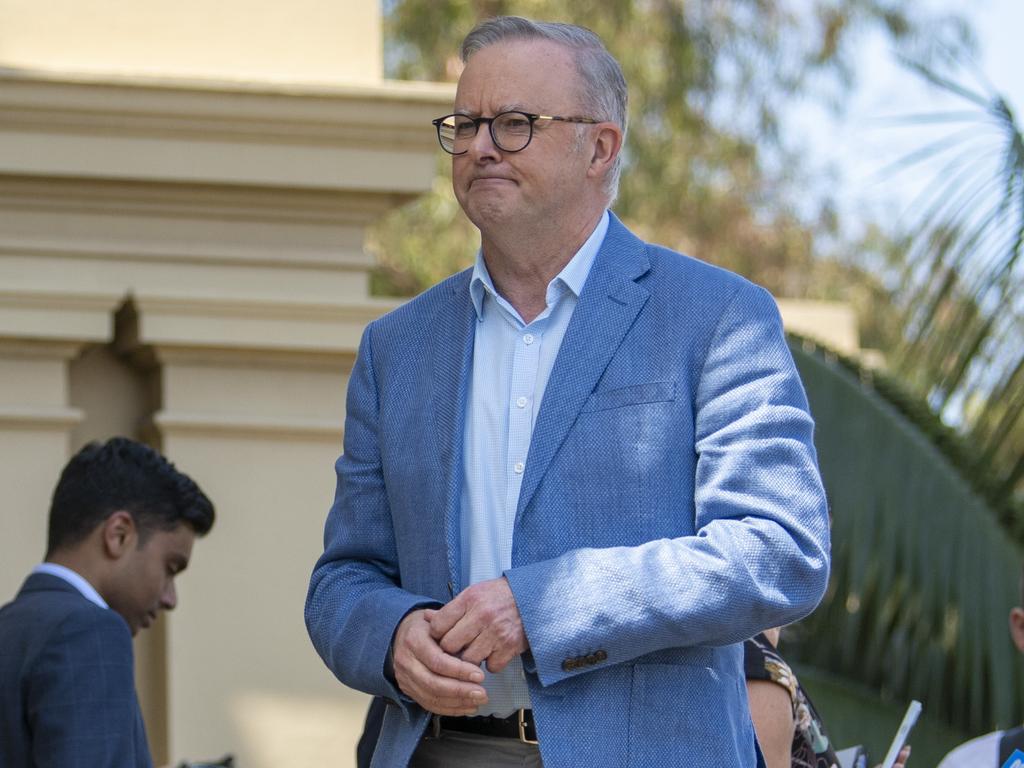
[2,587,131,655]
[0,589,132,690]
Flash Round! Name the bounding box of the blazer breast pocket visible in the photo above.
[580,380,676,413]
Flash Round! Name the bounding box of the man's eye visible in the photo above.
[500,118,530,132]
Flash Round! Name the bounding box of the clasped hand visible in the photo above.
[391,577,529,715]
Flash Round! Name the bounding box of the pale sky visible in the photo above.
[787,0,1023,233]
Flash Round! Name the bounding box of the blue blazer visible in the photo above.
[0,573,152,768]
[306,214,831,767]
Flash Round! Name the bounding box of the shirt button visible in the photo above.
[523,333,534,345]
[513,461,525,474]
[516,396,528,408]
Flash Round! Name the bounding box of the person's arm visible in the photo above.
[27,609,150,767]
[747,679,796,768]
[305,323,484,716]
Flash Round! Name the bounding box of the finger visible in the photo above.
[400,611,485,683]
[438,614,489,656]
[397,656,487,710]
[402,660,489,710]
[429,599,467,639]
[484,645,516,674]
[420,643,485,683]
[457,631,496,667]
[403,635,486,688]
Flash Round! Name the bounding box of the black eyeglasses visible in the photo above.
[432,110,599,155]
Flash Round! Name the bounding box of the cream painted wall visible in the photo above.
[0,0,452,760]
[0,346,81,591]
[160,421,370,766]
[0,0,381,85]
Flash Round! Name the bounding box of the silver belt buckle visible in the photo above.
[517,708,538,745]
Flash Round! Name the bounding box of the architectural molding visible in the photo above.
[0,289,122,344]
[152,410,342,441]
[0,404,83,431]
[0,72,454,193]
[130,295,395,355]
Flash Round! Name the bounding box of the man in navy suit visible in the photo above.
[0,437,214,767]
[306,16,831,768]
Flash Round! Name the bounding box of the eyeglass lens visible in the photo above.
[437,112,534,154]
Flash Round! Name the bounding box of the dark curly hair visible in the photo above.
[46,437,215,555]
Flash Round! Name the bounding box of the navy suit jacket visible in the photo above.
[306,214,831,767]
[0,573,152,768]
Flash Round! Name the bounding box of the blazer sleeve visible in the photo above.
[506,282,831,687]
[305,323,441,713]
[27,607,151,768]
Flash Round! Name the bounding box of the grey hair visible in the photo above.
[461,16,628,203]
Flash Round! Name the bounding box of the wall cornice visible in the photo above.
[129,295,398,355]
[0,405,83,431]
[152,410,342,441]
[0,71,454,192]
[0,71,454,148]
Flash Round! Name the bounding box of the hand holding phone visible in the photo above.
[880,700,921,768]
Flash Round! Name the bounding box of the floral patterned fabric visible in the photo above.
[745,632,841,768]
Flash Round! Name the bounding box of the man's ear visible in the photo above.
[1009,607,1024,653]
[101,510,138,559]
[586,122,623,182]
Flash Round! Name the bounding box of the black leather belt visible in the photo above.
[433,708,538,744]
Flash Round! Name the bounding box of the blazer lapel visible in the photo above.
[516,214,651,521]
[429,270,476,592]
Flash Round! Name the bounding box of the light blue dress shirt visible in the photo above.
[461,210,609,716]
[32,562,109,609]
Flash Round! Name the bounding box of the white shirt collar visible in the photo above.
[32,562,109,609]
[470,209,610,319]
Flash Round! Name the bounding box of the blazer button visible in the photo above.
[562,659,576,672]
[585,653,598,665]
[595,650,607,662]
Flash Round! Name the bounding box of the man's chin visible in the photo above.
[465,200,516,231]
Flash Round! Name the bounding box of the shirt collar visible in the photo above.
[32,562,109,609]
[470,210,610,320]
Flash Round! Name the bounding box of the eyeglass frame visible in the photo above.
[431,110,600,155]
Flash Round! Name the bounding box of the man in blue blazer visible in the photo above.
[0,437,214,767]
[306,16,831,768]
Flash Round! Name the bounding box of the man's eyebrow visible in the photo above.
[453,104,531,117]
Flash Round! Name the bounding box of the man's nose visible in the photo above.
[161,581,178,610]
[467,122,501,160]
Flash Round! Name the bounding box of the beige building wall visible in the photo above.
[0,0,381,84]
[0,2,451,766]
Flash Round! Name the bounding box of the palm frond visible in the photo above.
[787,338,1024,733]
[885,57,1024,512]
